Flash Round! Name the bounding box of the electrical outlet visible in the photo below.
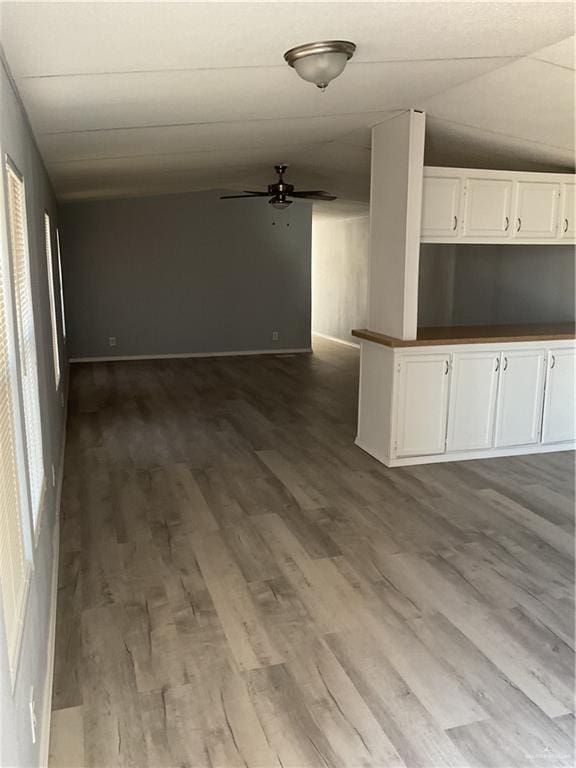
[51,464,56,487]
[272,331,279,342]
[108,336,116,347]
[29,687,37,744]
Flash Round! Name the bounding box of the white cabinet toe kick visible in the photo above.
[355,338,576,467]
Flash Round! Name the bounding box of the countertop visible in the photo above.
[351,323,576,348]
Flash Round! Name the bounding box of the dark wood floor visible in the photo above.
[50,338,575,767]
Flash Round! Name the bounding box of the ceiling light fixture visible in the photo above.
[284,40,356,92]
[270,194,293,210]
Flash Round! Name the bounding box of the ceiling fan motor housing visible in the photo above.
[268,182,294,195]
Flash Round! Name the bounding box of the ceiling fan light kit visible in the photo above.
[284,40,356,91]
[270,196,293,210]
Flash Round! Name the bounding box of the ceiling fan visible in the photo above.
[220,164,337,209]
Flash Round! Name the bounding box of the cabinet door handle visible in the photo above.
[504,216,509,232]
[516,218,522,232]
[495,357,500,372]
[503,356,508,371]
[445,360,450,375]
[453,215,458,231]
[564,218,569,233]
[551,354,556,369]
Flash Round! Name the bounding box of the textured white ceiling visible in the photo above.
[422,57,575,150]
[531,34,576,69]
[1,1,574,203]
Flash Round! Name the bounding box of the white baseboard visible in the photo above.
[38,365,68,768]
[356,435,576,468]
[354,438,391,466]
[69,347,312,363]
[312,332,360,349]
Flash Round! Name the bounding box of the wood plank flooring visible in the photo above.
[50,338,575,767]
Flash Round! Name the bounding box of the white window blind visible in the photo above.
[0,215,27,677]
[44,213,60,387]
[6,163,45,523]
[56,228,66,340]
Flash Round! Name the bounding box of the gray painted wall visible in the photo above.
[312,215,369,344]
[0,56,66,768]
[417,245,456,327]
[418,243,576,326]
[60,193,312,358]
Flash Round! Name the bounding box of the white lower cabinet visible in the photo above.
[542,349,576,444]
[446,351,500,451]
[360,340,575,467]
[494,349,547,447]
[395,353,450,457]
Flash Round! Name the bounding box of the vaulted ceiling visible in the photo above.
[1,1,574,210]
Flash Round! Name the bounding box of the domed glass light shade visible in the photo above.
[284,41,356,91]
[270,195,293,210]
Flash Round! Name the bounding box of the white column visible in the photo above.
[367,109,425,340]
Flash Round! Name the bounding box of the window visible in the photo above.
[56,228,66,340]
[44,212,60,386]
[0,199,28,680]
[5,160,45,523]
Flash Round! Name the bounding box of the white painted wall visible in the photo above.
[0,56,66,768]
[312,214,369,344]
[368,110,426,340]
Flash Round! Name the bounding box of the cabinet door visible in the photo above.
[560,183,575,240]
[463,178,513,239]
[494,350,547,447]
[421,177,461,239]
[395,353,450,457]
[513,181,560,239]
[446,351,499,451]
[542,349,576,444]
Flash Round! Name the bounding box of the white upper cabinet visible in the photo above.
[446,351,500,452]
[542,349,576,444]
[421,167,573,244]
[513,181,560,240]
[560,183,575,240]
[395,353,451,457]
[494,349,547,448]
[421,176,461,239]
[462,178,513,239]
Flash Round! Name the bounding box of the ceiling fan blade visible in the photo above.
[219,193,265,199]
[290,191,338,201]
[243,190,270,196]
